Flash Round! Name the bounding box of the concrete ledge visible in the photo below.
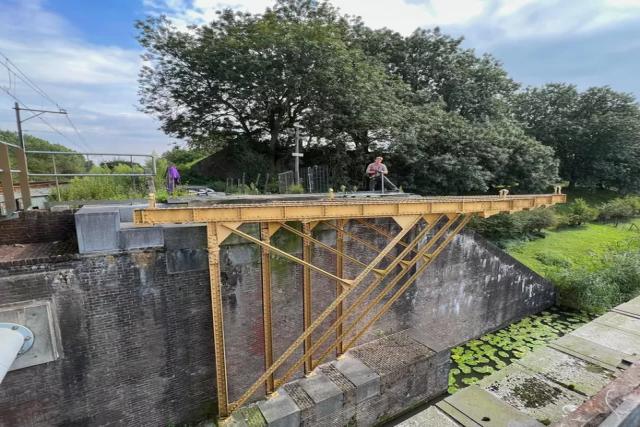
[332,356,380,403]
[119,225,164,250]
[257,390,300,427]
[75,206,120,253]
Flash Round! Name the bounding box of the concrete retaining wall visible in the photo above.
[0,214,555,426]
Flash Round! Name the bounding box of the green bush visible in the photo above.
[559,198,598,226]
[550,250,640,312]
[598,198,635,224]
[287,184,305,194]
[534,252,571,268]
[519,208,558,233]
[57,164,148,201]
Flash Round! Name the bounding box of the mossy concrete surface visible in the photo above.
[396,295,640,427]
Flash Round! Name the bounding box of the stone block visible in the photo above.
[442,385,543,427]
[477,363,585,424]
[75,206,120,253]
[119,225,164,250]
[257,390,300,427]
[551,334,637,370]
[163,224,207,249]
[299,373,343,420]
[333,356,380,403]
[396,405,461,427]
[572,322,640,357]
[115,204,148,223]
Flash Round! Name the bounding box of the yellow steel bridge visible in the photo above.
[134,192,566,418]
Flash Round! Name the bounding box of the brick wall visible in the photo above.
[0,251,216,427]
[0,219,555,426]
[0,210,76,245]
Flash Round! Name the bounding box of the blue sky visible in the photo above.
[0,0,639,154]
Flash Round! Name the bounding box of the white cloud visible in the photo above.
[0,0,176,154]
[152,0,640,41]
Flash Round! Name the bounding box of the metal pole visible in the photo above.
[0,143,17,214]
[52,155,61,201]
[14,103,31,209]
[294,129,300,185]
[302,222,313,374]
[260,223,275,393]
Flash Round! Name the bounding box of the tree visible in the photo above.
[388,105,558,195]
[513,84,640,192]
[0,130,85,178]
[354,27,519,121]
[137,1,394,165]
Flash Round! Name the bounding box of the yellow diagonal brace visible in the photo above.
[228,215,422,412]
[322,220,398,261]
[278,222,368,269]
[223,225,353,287]
[355,218,434,264]
[342,214,473,352]
[299,215,459,373]
[271,215,449,389]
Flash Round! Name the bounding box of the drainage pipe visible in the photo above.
[0,323,34,383]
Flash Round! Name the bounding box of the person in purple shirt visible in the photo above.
[166,163,180,194]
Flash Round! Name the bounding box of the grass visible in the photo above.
[507,219,640,276]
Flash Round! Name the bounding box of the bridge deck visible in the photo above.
[134,193,566,225]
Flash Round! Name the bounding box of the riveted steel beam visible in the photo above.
[260,223,275,394]
[133,194,566,225]
[206,223,230,418]
[302,222,313,374]
[336,219,345,356]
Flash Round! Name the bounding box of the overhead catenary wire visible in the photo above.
[0,50,92,152]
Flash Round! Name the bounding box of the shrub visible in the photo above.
[534,252,571,268]
[598,198,635,225]
[519,208,558,233]
[287,184,305,194]
[550,250,640,313]
[57,164,148,201]
[560,198,598,226]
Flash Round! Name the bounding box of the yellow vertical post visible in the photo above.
[302,222,313,373]
[260,222,275,393]
[206,223,229,418]
[335,219,345,356]
[14,147,30,209]
[0,144,17,214]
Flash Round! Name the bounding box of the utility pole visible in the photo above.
[292,127,304,186]
[13,103,67,209]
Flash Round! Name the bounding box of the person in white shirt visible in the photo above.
[366,156,398,191]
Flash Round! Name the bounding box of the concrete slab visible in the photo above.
[550,334,636,371]
[613,297,640,318]
[571,322,640,356]
[515,347,615,396]
[594,312,640,337]
[257,390,300,427]
[74,206,120,253]
[396,406,462,427]
[333,355,380,403]
[477,363,585,425]
[224,404,266,427]
[444,385,543,427]
[119,225,164,250]
[436,400,484,427]
[299,373,344,419]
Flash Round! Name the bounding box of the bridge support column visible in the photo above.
[335,219,345,356]
[260,222,275,393]
[206,223,230,418]
[302,222,313,374]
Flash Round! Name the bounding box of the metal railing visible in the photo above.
[0,139,156,216]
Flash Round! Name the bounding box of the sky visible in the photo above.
[0,0,639,155]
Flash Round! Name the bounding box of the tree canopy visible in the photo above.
[135,0,640,195]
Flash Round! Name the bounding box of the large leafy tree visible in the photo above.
[354,27,518,121]
[389,106,558,195]
[137,1,399,164]
[513,84,640,192]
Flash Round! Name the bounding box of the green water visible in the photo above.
[448,307,596,394]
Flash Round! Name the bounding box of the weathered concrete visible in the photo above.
[241,330,450,427]
[400,295,640,427]
[119,223,164,250]
[74,206,120,253]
